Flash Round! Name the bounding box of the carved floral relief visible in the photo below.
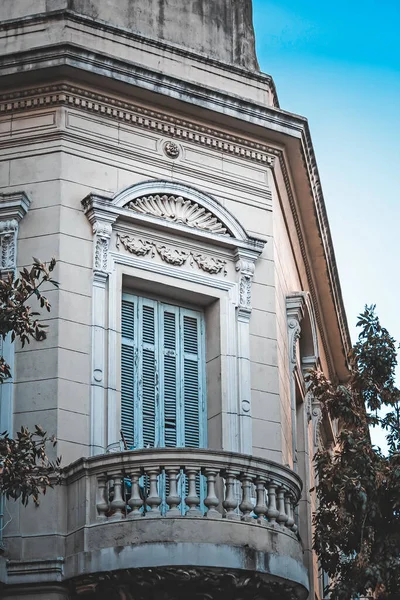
[116,233,227,276]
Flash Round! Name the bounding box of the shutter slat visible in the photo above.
[162,309,178,448]
[182,313,203,449]
[121,298,136,448]
[141,302,157,448]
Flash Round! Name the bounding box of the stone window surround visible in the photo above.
[82,180,265,457]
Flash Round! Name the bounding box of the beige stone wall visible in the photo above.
[0,90,279,466]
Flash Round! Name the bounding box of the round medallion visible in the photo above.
[164,140,180,158]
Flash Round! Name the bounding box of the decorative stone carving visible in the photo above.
[190,253,227,276]
[155,245,188,266]
[286,295,306,372]
[116,234,227,276]
[116,234,154,257]
[0,219,18,270]
[71,567,301,600]
[163,140,180,158]
[235,257,256,318]
[287,317,301,370]
[128,194,230,236]
[93,222,112,274]
[312,398,323,450]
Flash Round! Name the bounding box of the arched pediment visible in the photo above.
[112,180,248,241]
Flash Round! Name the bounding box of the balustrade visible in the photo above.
[81,449,301,533]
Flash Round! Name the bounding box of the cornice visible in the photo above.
[0,9,277,103]
[0,83,350,378]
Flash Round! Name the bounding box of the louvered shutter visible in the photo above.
[121,296,205,453]
[181,309,206,449]
[121,295,136,449]
[160,305,179,448]
[139,299,159,448]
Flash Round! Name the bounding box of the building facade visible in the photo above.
[0,1,350,599]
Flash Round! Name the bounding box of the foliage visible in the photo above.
[309,306,400,600]
[0,259,61,505]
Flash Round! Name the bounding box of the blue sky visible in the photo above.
[252,0,400,448]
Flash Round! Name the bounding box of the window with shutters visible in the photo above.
[121,293,207,450]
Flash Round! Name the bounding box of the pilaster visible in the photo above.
[235,250,258,455]
[83,198,118,455]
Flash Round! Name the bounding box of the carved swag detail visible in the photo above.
[116,234,227,276]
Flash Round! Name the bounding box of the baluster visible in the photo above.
[185,467,201,517]
[253,476,268,522]
[267,481,279,523]
[276,486,288,527]
[289,496,298,534]
[109,473,125,519]
[128,468,144,518]
[222,470,239,520]
[239,474,253,520]
[96,474,109,520]
[145,467,162,517]
[285,493,295,530]
[203,468,221,518]
[165,466,181,516]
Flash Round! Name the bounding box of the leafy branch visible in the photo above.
[309,306,400,600]
[0,259,61,505]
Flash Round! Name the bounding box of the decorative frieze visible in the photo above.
[191,253,227,276]
[0,85,276,169]
[128,194,230,236]
[116,233,227,276]
[116,235,154,257]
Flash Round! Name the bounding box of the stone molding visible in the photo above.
[83,182,264,456]
[0,85,276,168]
[6,558,64,585]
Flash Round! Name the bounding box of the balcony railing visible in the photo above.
[65,448,302,530]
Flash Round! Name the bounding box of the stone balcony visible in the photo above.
[63,448,309,599]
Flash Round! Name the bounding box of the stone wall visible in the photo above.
[0,0,259,70]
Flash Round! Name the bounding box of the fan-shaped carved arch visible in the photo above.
[112,180,248,241]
